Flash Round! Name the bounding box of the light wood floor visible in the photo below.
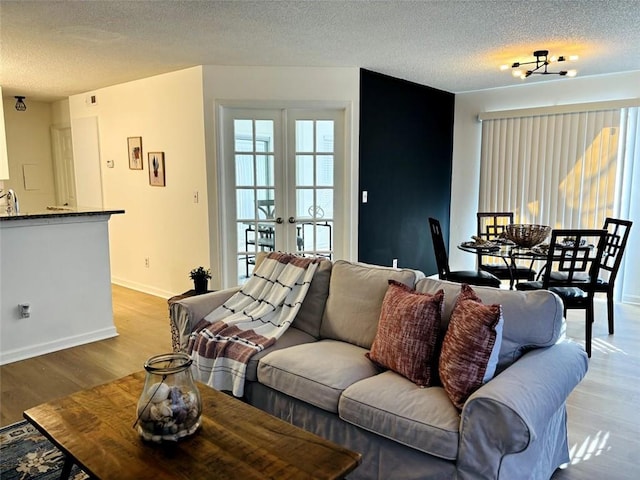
[1,285,639,479]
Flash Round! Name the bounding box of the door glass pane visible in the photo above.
[256,189,275,219]
[234,120,253,151]
[316,188,333,218]
[235,154,254,186]
[296,120,314,152]
[236,222,252,252]
[316,155,333,186]
[256,155,274,187]
[316,121,334,152]
[316,221,333,251]
[296,189,314,219]
[297,222,313,251]
[296,155,314,186]
[255,120,275,152]
[236,189,254,220]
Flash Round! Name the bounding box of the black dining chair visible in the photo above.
[428,217,501,288]
[516,228,608,357]
[548,218,632,335]
[476,212,537,284]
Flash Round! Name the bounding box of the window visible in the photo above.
[479,106,639,298]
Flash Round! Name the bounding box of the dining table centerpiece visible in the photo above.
[504,224,551,248]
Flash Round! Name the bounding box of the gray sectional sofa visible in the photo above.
[170,259,588,480]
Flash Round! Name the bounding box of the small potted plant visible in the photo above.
[189,266,212,294]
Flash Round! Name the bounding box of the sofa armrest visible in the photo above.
[169,287,240,352]
[456,341,588,480]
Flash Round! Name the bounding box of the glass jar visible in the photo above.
[135,352,202,442]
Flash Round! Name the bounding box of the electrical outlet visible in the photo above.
[392,258,398,268]
[145,257,150,268]
[193,191,199,203]
[19,304,31,318]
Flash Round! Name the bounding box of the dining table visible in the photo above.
[458,240,549,289]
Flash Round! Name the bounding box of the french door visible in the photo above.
[221,107,344,285]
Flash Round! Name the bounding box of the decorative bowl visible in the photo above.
[504,224,551,248]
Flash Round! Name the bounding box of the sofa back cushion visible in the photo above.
[415,278,564,371]
[320,260,424,348]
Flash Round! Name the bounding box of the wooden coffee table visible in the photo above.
[23,371,361,479]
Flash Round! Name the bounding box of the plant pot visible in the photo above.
[193,278,208,294]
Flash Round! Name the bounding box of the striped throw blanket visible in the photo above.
[187,252,320,397]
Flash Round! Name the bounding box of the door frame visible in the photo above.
[214,100,354,287]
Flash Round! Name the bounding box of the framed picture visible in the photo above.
[148,152,166,186]
[127,137,143,170]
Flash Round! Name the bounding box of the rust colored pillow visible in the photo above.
[439,284,503,410]
[366,280,444,387]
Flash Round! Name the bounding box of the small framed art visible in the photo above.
[148,152,166,186]
[128,137,143,170]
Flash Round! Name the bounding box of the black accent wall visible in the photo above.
[358,69,454,275]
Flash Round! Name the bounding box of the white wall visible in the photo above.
[451,71,640,303]
[69,67,210,297]
[201,66,360,288]
[2,98,57,212]
[66,66,359,297]
[51,99,71,126]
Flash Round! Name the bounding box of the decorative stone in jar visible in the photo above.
[135,352,202,442]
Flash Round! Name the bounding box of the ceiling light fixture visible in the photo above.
[504,50,577,80]
[14,96,27,111]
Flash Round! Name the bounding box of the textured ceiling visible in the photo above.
[1,0,640,102]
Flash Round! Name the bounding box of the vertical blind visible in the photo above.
[480,106,639,298]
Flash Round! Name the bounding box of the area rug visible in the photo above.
[0,420,88,480]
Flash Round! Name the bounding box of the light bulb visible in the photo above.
[512,69,523,78]
[566,69,577,77]
[500,64,509,71]
[569,55,579,62]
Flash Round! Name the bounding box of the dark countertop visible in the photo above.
[0,206,125,222]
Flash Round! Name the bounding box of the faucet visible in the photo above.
[1,188,19,214]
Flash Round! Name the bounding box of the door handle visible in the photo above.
[288,217,296,224]
[275,217,284,224]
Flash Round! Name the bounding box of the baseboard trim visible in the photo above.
[111,277,174,299]
[0,327,119,366]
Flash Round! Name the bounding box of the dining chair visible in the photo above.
[428,217,501,288]
[516,228,608,357]
[549,218,632,335]
[476,212,537,284]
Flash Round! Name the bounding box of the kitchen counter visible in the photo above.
[0,206,125,222]
[0,207,125,365]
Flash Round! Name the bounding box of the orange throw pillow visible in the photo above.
[439,284,503,409]
[366,280,444,387]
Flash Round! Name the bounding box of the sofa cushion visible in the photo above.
[246,326,317,382]
[366,281,444,387]
[293,258,333,338]
[339,371,460,461]
[320,260,424,349]
[257,339,378,413]
[415,277,564,371]
[439,284,503,409]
